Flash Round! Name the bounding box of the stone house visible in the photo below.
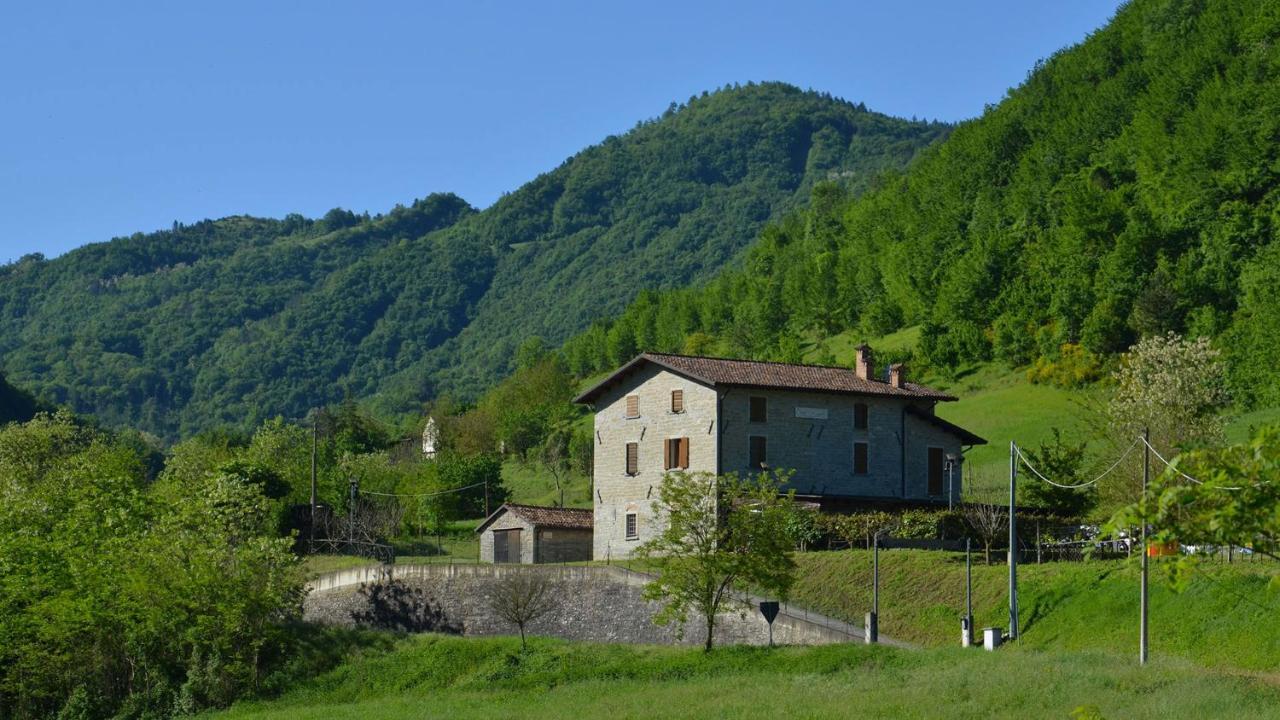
[476,503,593,564]
[574,348,986,560]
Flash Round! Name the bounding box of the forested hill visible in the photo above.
[0,83,947,438]
[563,0,1280,410]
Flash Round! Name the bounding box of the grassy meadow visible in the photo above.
[208,634,1280,720]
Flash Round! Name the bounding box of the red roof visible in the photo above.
[476,503,593,533]
[574,352,956,404]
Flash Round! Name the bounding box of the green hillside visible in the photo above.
[559,0,1280,416]
[0,84,945,439]
[208,634,1279,720]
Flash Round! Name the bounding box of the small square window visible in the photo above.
[854,403,868,430]
[671,389,684,413]
[625,512,638,540]
[625,395,639,418]
[749,396,767,423]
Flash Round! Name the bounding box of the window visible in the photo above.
[665,437,690,470]
[749,396,767,423]
[625,512,638,540]
[671,389,684,413]
[854,442,869,475]
[749,435,767,469]
[625,394,639,418]
[927,447,945,495]
[854,403,868,430]
[625,442,639,476]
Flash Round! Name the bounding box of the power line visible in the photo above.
[1014,437,1139,489]
[1136,436,1244,491]
[358,480,488,499]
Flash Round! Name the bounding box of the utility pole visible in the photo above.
[963,538,974,647]
[310,410,318,550]
[866,532,879,644]
[1140,427,1150,666]
[1009,441,1019,641]
[348,477,359,546]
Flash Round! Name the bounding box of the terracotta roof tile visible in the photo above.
[476,504,593,533]
[575,352,956,404]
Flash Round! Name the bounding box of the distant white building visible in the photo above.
[422,416,439,457]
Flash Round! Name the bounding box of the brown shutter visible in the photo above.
[678,437,689,469]
[928,447,944,495]
[626,395,639,418]
[671,389,683,413]
[664,438,673,470]
[626,442,638,475]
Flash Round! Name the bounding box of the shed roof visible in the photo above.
[475,503,594,534]
[905,406,988,446]
[574,352,956,404]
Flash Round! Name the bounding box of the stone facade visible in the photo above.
[591,365,718,561]
[478,511,534,564]
[585,355,980,561]
[304,563,893,647]
[478,507,593,564]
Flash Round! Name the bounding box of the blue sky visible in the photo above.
[0,1,1122,261]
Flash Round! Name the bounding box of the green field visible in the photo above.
[791,550,1280,671]
[209,634,1280,720]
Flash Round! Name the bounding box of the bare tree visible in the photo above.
[963,499,1008,565]
[541,432,570,508]
[490,572,558,650]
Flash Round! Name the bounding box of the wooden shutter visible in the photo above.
[854,442,868,474]
[671,389,684,413]
[625,395,639,418]
[928,447,945,495]
[749,436,767,469]
[750,396,767,423]
[664,438,673,470]
[626,442,638,475]
[678,437,689,469]
[854,403,868,430]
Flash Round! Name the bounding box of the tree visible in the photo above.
[540,430,571,508]
[1018,428,1097,518]
[637,471,799,651]
[1103,333,1229,509]
[1112,425,1280,584]
[962,495,1008,564]
[490,572,558,651]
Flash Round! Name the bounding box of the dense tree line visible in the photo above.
[561,0,1280,412]
[0,85,944,440]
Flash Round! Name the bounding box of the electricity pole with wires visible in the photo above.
[1008,441,1019,641]
[1140,427,1150,666]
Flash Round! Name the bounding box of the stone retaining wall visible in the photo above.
[304,564,895,647]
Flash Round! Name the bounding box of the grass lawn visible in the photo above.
[790,549,1280,671]
[501,459,591,508]
[209,634,1280,720]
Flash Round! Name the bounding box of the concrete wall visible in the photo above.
[479,512,534,564]
[304,564,890,647]
[592,366,718,560]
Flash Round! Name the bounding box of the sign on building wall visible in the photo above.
[794,407,829,420]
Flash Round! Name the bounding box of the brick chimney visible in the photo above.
[888,363,905,388]
[855,344,874,381]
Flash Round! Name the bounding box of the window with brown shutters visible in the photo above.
[625,395,639,418]
[671,389,684,413]
[854,403,868,430]
[749,396,767,423]
[854,442,869,475]
[749,436,767,469]
[928,447,945,495]
[664,437,690,470]
[625,512,638,540]
[625,442,639,475]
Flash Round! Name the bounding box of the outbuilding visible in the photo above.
[476,503,594,564]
